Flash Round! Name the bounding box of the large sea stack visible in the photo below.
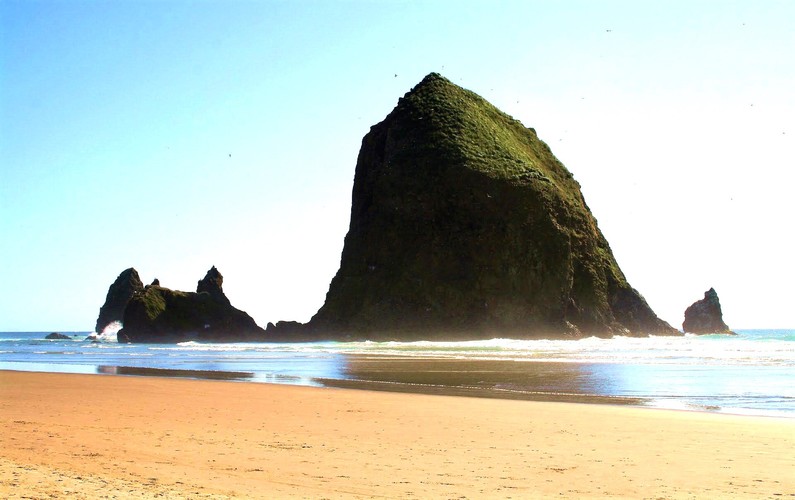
[682,288,734,334]
[274,73,678,340]
[95,267,144,334]
[117,267,266,343]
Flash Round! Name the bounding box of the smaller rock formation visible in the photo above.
[264,321,315,342]
[116,267,266,343]
[45,332,71,340]
[682,288,735,334]
[95,268,144,334]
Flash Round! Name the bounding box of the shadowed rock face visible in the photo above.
[271,73,678,341]
[116,267,265,343]
[95,268,144,334]
[197,266,230,306]
[683,288,734,334]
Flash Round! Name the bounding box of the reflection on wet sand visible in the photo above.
[320,356,645,405]
[97,365,254,381]
[94,358,647,405]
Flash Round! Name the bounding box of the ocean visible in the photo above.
[1,326,793,417]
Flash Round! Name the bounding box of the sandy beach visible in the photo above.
[1,371,793,498]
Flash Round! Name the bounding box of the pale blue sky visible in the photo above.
[2,0,793,331]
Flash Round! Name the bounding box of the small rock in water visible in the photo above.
[45,332,71,340]
[682,288,735,334]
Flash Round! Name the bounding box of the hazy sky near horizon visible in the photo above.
[2,0,793,332]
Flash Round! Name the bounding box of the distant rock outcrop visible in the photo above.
[45,332,71,340]
[268,73,678,341]
[95,268,144,334]
[682,288,734,334]
[115,267,266,343]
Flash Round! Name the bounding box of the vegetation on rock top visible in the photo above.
[117,267,266,343]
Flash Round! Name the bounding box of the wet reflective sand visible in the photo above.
[320,355,645,405]
[97,365,255,380]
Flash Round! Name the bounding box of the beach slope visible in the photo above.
[1,371,793,498]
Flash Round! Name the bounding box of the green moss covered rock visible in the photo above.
[117,267,265,343]
[294,73,678,340]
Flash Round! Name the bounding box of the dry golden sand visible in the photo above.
[1,371,793,499]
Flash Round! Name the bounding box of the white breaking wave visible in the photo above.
[282,334,795,366]
[143,331,795,366]
[93,321,122,343]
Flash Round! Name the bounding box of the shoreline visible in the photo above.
[6,353,795,419]
[2,370,794,498]
[3,360,794,418]
[1,361,650,407]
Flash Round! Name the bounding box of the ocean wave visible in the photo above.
[14,330,792,366]
[290,333,795,366]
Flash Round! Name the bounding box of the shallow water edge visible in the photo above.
[2,329,793,417]
[0,354,778,416]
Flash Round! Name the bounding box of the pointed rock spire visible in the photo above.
[95,267,144,333]
[683,288,734,334]
[197,266,230,306]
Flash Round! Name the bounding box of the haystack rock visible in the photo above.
[682,288,734,334]
[95,267,144,334]
[116,267,266,343]
[268,73,679,341]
